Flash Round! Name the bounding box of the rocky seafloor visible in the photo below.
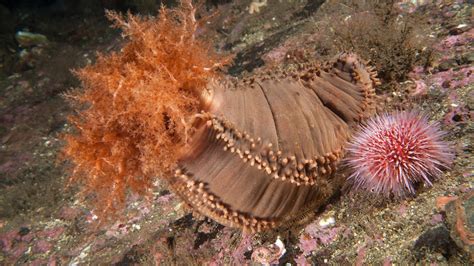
[0,0,472,265]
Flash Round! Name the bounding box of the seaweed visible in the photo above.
[61,0,228,220]
[313,0,433,89]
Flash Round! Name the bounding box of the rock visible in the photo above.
[318,216,336,229]
[445,191,474,261]
[251,238,286,265]
[448,24,469,35]
[18,227,30,236]
[437,59,458,72]
[0,4,14,33]
[33,239,53,253]
[413,224,458,260]
[436,196,458,211]
[461,52,474,65]
[59,206,81,221]
[15,31,48,48]
[249,0,268,14]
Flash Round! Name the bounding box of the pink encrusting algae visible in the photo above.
[345,111,454,197]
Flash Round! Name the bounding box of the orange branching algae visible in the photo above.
[62,1,228,217]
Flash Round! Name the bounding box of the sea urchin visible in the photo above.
[346,111,454,197]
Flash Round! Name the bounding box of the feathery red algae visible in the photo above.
[62,1,227,217]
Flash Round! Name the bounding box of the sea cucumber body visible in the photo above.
[171,53,379,232]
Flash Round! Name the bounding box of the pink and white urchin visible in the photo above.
[345,111,454,197]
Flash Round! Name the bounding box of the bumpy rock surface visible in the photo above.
[445,191,474,260]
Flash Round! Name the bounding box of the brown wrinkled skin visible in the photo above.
[171,53,379,232]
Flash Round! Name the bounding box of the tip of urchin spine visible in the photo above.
[345,110,454,197]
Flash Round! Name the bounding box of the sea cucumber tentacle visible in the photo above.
[200,113,343,186]
[301,52,378,123]
[171,169,276,233]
